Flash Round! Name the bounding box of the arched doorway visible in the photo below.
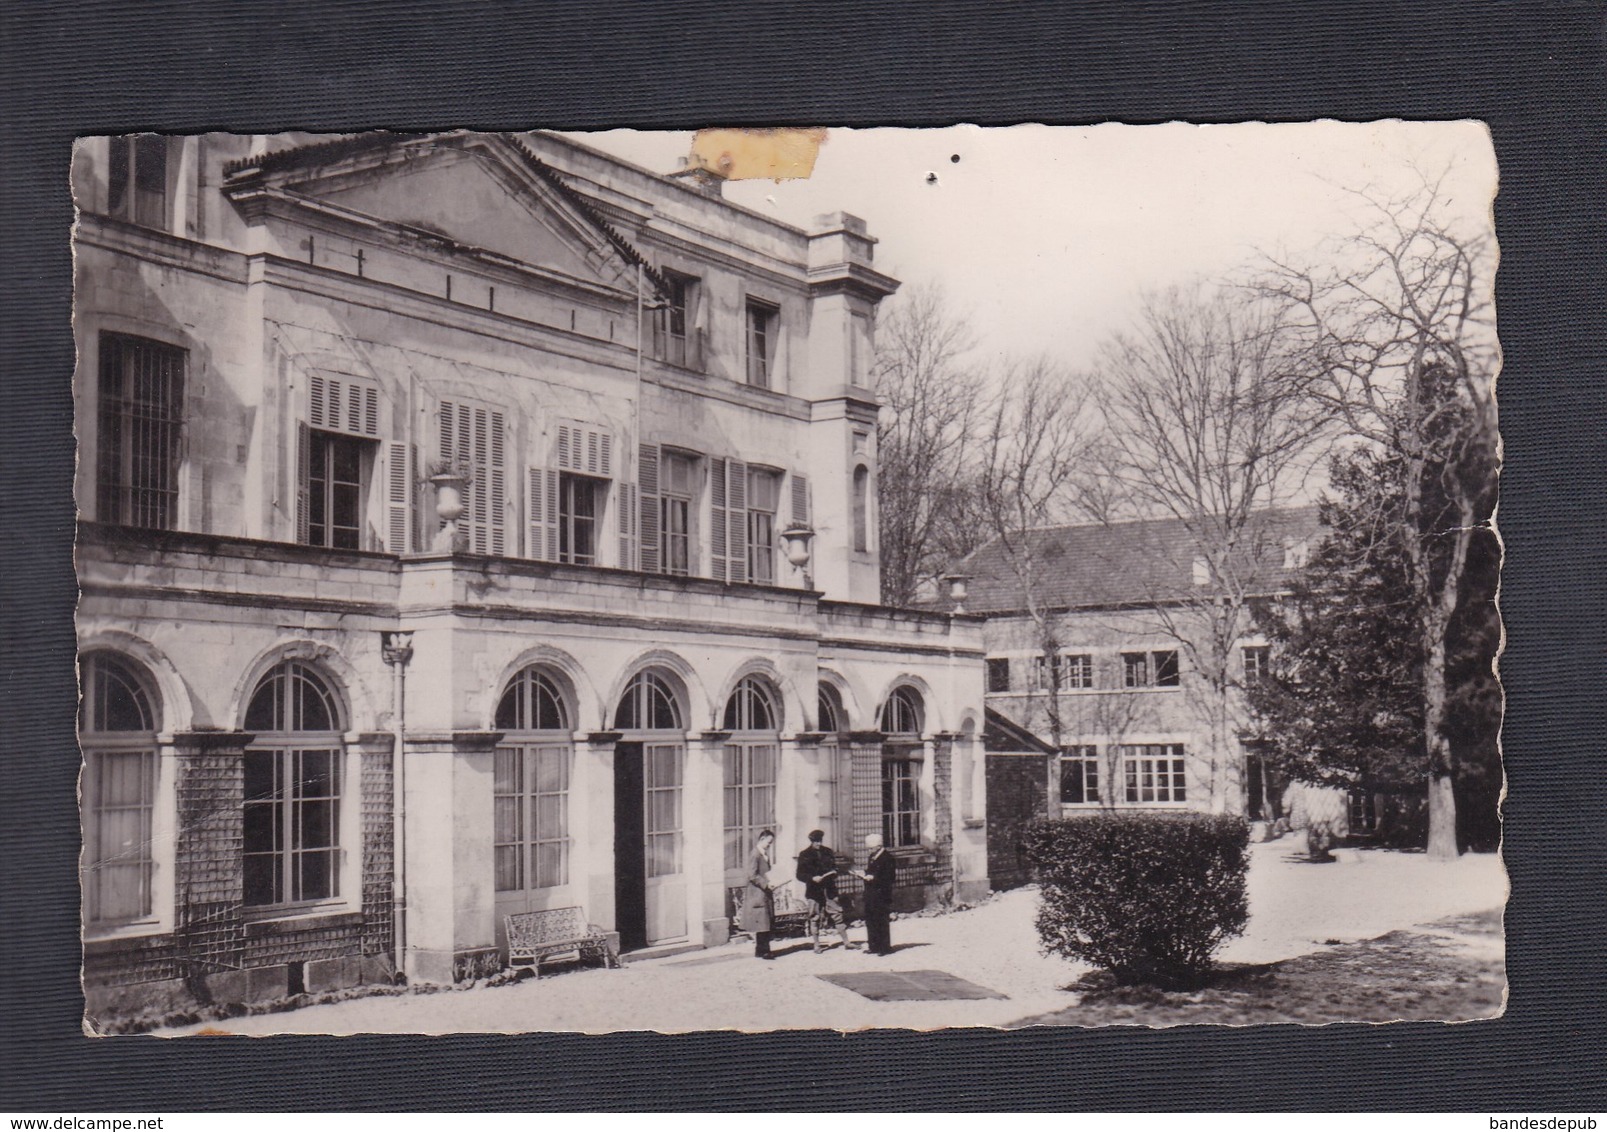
[612,669,687,950]
[493,666,575,931]
[721,675,781,888]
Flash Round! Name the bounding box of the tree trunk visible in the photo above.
[1423,618,1461,859]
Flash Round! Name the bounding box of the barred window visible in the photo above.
[97,333,184,529]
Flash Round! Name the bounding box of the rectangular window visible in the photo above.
[644,743,683,879]
[97,333,184,529]
[745,299,778,389]
[494,743,573,892]
[1242,645,1270,687]
[1123,650,1180,688]
[658,273,698,368]
[881,755,921,848]
[723,742,778,874]
[83,747,156,924]
[558,473,601,565]
[1122,744,1187,804]
[243,747,343,906]
[659,451,695,576]
[1059,746,1101,806]
[306,431,366,549]
[745,468,780,584]
[985,658,1011,694]
[107,135,169,228]
[1063,654,1094,690]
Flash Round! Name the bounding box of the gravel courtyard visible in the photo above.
[168,840,1507,1035]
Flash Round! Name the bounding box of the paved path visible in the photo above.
[167,842,1506,1035]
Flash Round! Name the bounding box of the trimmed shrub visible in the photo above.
[1023,812,1250,989]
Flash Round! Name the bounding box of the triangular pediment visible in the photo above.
[231,133,644,293]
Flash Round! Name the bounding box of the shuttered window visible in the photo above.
[438,399,508,556]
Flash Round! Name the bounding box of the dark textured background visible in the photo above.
[3,0,1604,1112]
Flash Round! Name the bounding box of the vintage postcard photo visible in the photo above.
[72,123,1502,1034]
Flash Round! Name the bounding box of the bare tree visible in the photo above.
[873,285,984,607]
[1094,285,1327,813]
[1259,176,1498,858]
[968,356,1098,814]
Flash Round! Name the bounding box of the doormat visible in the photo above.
[816,970,1007,1001]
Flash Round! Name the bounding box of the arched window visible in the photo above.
[613,670,683,731]
[880,686,924,736]
[818,683,844,734]
[721,676,780,877]
[243,661,345,907]
[495,666,574,898]
[880,686,925,848]
[722,675,778,732]
[80,653,159,926]
[852,465,870,553]
[496,667,569,732]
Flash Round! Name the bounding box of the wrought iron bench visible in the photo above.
[726,881,817,939]
[505,906,620,971]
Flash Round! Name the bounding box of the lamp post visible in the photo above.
[380,630,414,982]
[780,522,816,590]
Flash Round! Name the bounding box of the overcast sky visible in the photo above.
[569,122,1497,372]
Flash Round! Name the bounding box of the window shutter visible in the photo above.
[488,410,506,557]
[385,441,411,553]
[556,421,614,479]
[638,443,660,574]
[527,465,558,561]
[726,459,749,583]
[618,481,638,570]
[710,457,728,583]
[309,374,381,438]
[790,471,810,527]
[439,399,507,556]
[295,420,310,544]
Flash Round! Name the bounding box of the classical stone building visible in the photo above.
[72,131,987,1020]
[946,510,1318,887]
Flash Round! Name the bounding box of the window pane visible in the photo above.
[243,851,280,906]
[495,844,522,892]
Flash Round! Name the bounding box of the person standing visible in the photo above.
[740,829,778,960]
[856,833,897,956]
[796,829,852,953]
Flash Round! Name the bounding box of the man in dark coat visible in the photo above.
[856,833,897,956]
[796,829,851,953]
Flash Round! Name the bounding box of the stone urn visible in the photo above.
[430,470,469,552]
